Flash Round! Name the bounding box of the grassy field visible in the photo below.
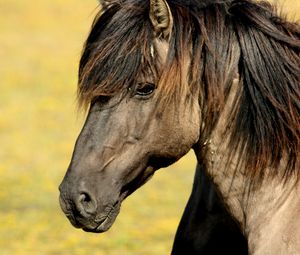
[0,1,299,254]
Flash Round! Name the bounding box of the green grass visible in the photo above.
[0,0,299,254]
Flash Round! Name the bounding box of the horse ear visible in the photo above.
[98,0,111,10]
[149,0,173,40]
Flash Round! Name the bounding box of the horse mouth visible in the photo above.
[82,204,121,233]
[72,202,122,234]
[60,166,155,234]
[59,195,121,233]
[82,166,155,233]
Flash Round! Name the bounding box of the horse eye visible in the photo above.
[135,83,156,97]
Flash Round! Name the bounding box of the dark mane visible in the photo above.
[78,0,300,181]
[78,2,158,107]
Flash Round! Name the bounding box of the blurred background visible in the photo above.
[0,0,299,254]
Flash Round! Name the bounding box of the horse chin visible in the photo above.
[82,202,121,233]
[82,217,116,234]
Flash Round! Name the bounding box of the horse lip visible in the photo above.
[94,217,111,233]
[82,218,109,233]
[81,217,112,233]
[82,201,121,233]
[77,215,111,233]
[82,224,106,233]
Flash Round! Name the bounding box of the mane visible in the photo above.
[78,0,300,182]
[78,2,158,107]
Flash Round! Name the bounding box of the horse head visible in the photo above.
[59,0,200,233]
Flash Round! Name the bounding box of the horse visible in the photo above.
[59,0,300,254]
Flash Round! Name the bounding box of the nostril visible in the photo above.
[77,192,97,216]
[79,193,91,203]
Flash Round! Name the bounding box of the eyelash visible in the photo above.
[135,83,156,97]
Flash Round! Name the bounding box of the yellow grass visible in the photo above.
[0,0,299,254]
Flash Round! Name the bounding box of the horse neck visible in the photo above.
[194,77,300,255]
[246,182,300,255]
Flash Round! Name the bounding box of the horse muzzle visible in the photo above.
[59,183,121,233]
